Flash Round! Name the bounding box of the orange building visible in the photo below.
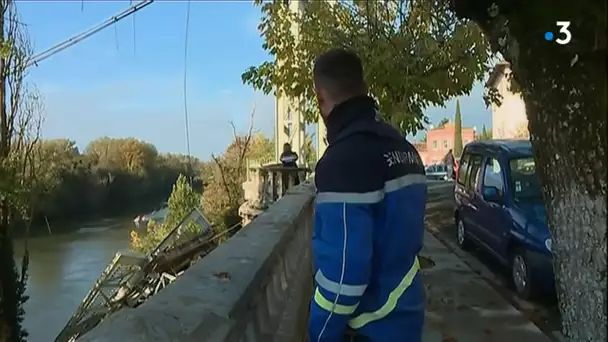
[412,142,428,165]
[415,122,475,165]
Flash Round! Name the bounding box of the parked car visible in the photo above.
[453,140,554,300]
[425,164,450,180]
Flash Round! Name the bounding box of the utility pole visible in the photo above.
[275,0,306,164]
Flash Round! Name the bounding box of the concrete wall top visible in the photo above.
[80,182,316,342]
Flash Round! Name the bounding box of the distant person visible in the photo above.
[280,143,298,167]
[280,143,300,188]
[309,48,426,342]
[443,149,455,180]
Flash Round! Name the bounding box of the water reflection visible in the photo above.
[13,219,132,342]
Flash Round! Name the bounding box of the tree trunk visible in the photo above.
[0,231,21,342]
[524,55,607,342]
[450,1,607,340]
[0,3,24,341]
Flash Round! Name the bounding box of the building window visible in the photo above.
[443,140,448,149]
[432,140,438,150]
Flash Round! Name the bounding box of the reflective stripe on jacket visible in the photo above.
[309,96,426,342]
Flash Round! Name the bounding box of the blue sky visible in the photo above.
[18,0,491,160]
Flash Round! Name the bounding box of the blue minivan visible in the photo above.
[454,140,554,299]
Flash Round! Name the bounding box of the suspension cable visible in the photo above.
[183,0,193,183]
[206,222,242,243]
[27,0,154,68]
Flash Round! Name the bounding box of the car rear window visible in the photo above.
[466,154,484,190]
[457,153,470,184]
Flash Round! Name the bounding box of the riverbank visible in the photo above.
[12,219,135,342]
[12,208,151,239]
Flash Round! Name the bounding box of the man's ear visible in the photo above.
[315,86,325,106]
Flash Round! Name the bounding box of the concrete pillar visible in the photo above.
[275,0,306,165]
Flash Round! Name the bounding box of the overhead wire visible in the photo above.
[27,0,154,68]
[183,0,193,184]
[132,0,137,55]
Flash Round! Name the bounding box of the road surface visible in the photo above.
[425,180,561,337]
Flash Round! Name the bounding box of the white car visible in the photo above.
[425,164,450,181]
[133,205,169,227]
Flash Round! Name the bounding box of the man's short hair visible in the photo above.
[313,48,366,98]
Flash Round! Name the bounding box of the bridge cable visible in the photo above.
[132,0,137,55]
[27,0,154,68]
[206,222,242,244]
[182,0,193,184]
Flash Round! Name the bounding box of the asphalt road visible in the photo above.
[425,180,562,338]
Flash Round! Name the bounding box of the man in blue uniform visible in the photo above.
[309,48,427,342]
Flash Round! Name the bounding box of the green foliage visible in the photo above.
[130,219,166,254]
[247,133,275,163]
[203,134,273,238]
[242,0,491,135]
[453,100,463,156]
[1,1,35,339]
[131,174,201,254]
[134,133,275,252]
[303,133,317,168]
[20,137,206,232]
[477,124,492,140]
[165,175,200,229]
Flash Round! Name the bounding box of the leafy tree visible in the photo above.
[6,136,205,235]
[242,0,491,135]
[164,174,200,229]
[202,120,274,238]
[477,124,492,140]
[130,174,200,254]
[437,117,450,127]
[303,133,317,167]
[247,132,274,164]
[0,1,38,340]
[453,99,463,156]
[451,1,606,340]
[204,136,253,234]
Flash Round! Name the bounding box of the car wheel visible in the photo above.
[456,218,472,250]
[511,248,535,300]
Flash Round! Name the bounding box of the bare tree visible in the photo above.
[0,1,43,341]
[210,107,255,206]
[202,107,257,236]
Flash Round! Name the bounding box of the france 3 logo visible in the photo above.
[544,21,572,45]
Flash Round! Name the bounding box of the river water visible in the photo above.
[13,218,135,342]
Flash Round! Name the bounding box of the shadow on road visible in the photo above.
[421,234,553,342]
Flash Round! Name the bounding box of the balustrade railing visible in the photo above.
[240,163,311,225]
